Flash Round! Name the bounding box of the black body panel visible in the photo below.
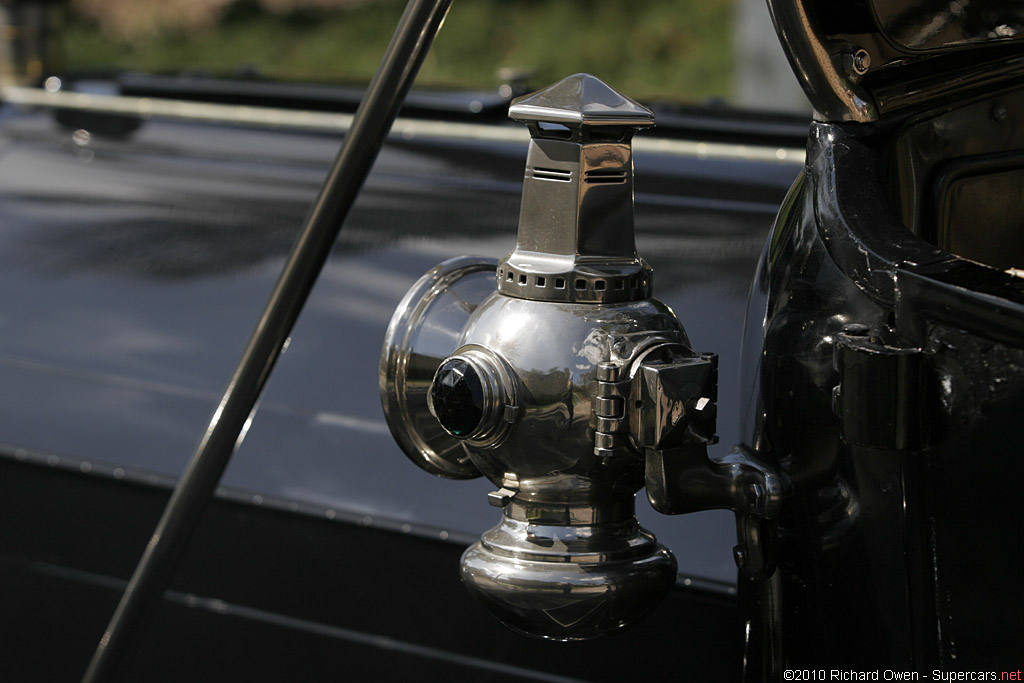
[739,118,1024,675]
[0,453,741,682]
[0,102,800,679]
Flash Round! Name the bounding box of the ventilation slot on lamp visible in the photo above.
[584,169,627,184]
[532,167,572,182]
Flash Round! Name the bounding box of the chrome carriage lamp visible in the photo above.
[380,74,780,640]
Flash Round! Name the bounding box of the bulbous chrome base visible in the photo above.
[460,510,677,640]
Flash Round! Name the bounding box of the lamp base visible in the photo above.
[460,512,677,640]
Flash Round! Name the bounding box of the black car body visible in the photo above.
[0,0,1022,680]
[0,73,801,683]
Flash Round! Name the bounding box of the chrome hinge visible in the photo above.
[590,346,720,460]
[591,361,633,460]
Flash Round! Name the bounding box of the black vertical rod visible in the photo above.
[81,1,453,680]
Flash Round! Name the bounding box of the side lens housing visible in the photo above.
[427,345,519,448]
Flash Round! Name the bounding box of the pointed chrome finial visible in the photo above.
[509,72,655,130]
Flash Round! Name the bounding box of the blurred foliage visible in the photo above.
[62,0,734,103]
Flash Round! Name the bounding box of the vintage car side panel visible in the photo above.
[0,454,744,682]
[0,103,799,679]
[739,119,1024,674]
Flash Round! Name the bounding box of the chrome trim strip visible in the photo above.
[636,136,805,165]
[1,85,806,165]
[2,84,358,130]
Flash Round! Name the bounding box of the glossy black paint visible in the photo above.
[0,105,792,539]
[739,117,1024,675]
[7,25,1024,677]
[0,452,742,682]
[788,0,1024,123]
[0,86,798,678]
[870,1,1024,53]
[82,2,454,677]
[106,73,812,147]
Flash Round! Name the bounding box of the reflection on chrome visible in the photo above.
[382,75,726,639]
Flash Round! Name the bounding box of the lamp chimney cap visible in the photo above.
[509,73,654,129]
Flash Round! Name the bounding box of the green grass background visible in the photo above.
[61,0,734,103]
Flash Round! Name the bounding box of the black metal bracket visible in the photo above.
[645,446,782,520]
[633,350,783,580]
[645,445,782,580]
